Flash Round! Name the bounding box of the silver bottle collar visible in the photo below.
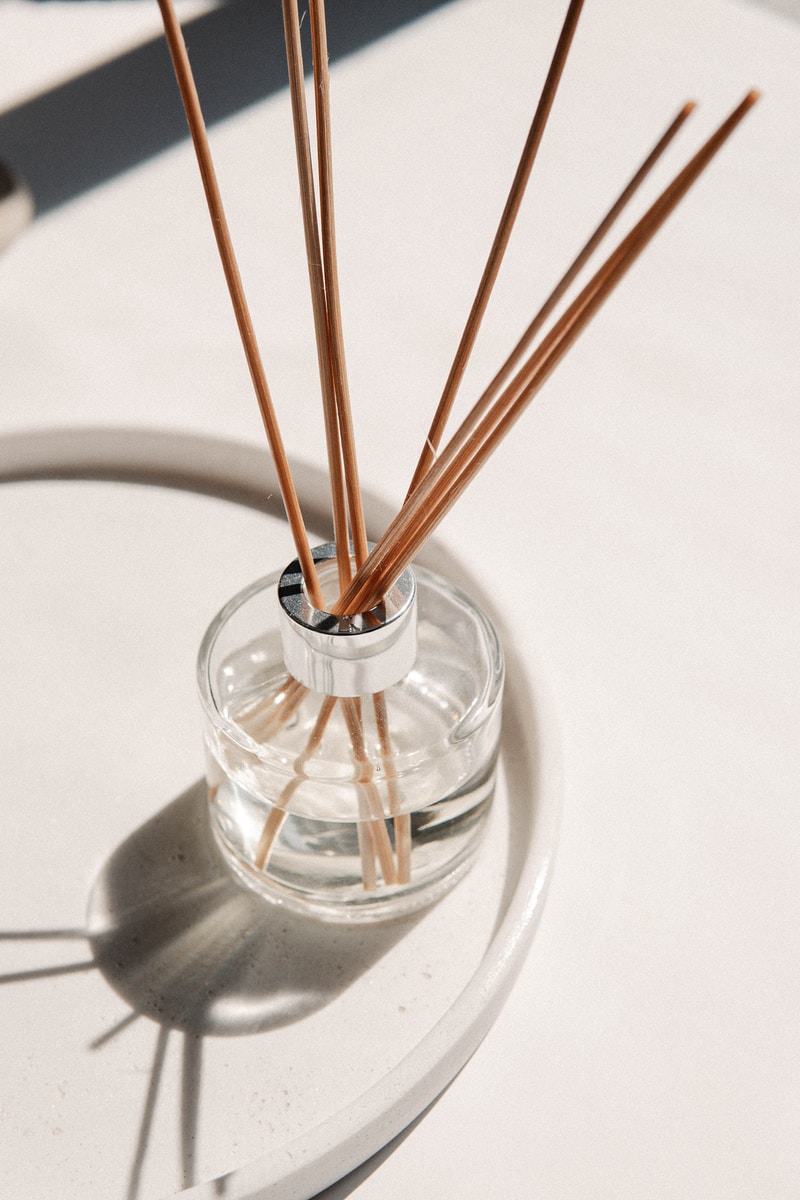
[278,543,417,697]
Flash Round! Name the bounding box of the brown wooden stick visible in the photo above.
[406,100,696,488]
[341,697,397,885]
[309,0,369,571]
[156,0,323,608]
[405,0,586,497]
[282,0,350,589]
[373,691,410,883]
[253,799,292,871]
[238,675,308,742]
[253,694,337,869]
[339,91,759,612]
[356,802,378,892]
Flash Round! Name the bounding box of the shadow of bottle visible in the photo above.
[86,780,421,1038]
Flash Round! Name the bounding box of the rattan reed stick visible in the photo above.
[406,101,697,498]
[282,0,351,589]
[156,0,323,607]
[406,0,586,496]
[338,92,759,612]
[309,0,370,570]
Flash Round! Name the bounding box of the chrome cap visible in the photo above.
[278,543,417,697]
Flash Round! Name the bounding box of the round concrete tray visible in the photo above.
[0,427,560,1200]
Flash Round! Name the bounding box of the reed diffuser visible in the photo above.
[157,0,757,920]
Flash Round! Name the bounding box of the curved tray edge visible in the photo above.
[1,425,562,1200]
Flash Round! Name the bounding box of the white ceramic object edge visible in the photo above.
[0,426,561,1200]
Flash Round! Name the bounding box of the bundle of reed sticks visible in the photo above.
[156,0,757,889]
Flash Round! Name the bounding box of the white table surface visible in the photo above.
[2,1,799,1197]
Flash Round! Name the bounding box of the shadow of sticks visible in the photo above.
[83,780,421,1194]
[87,780,420,1038]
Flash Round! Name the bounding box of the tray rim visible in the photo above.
[0,424,561,1200]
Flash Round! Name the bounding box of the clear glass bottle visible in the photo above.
[197,544,504,922]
